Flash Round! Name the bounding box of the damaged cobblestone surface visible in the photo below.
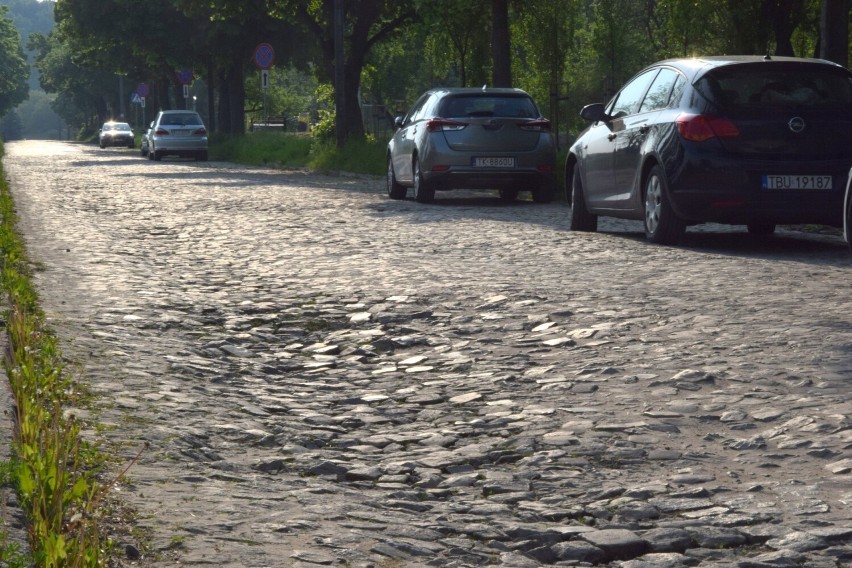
[3,140,852,567]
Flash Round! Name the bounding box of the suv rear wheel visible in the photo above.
[412,156,435,204]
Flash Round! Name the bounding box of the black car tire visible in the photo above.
[412,156,435,204]
[140,146,147,157]
[127,142,134,149]
[643,165,685,244]
[197,151,208,161]
[569,167,598,232]
[387,157,407,200]
[532,184,555,203]
[746,221,776,236]
[845,174,852,251]
[153,149,162,161]
[499,189,519,202]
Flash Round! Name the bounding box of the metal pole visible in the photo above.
[119,75,126,119]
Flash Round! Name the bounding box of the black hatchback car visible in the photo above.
[566,56,852,244]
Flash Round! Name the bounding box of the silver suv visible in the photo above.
[148,110,208,162]
[387,88,556,203]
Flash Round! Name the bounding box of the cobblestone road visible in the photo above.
[3,140,852,567]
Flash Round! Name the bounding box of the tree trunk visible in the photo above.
[217,57,246,134]
[491,0,512,87]
[766,0,796,56]
[820,0,849,66]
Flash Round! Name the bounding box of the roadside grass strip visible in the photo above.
[0,141,116,566]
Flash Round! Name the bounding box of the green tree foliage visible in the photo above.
[15,0,852,143]
[0,6,29,119]
[3,0,55,89]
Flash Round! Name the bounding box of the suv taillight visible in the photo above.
[519,119,551,132]
[426,118,467,132]
[676,113,739,142]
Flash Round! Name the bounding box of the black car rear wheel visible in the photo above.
[387,157,407,200]
[845,177,852,251]
[644,165,685,244]
[412,156,435,204]
[499,189,519,202]
[747,220,776,236]
[532,183,555,203]
[569,167,597,232]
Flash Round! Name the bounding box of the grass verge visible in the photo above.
[0,140,118,566]
[210,130,568,192]
[209,131,387,176]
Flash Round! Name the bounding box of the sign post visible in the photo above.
[136,83,150,126]
[177,69,194,109]
[253,43,275,123]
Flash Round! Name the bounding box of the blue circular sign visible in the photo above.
[254,43,275,70]
[177,69,193,85]
[136,83,149,97]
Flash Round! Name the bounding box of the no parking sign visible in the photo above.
[253,43,275,70]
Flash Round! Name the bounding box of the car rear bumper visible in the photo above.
[152,138,207,152]
[666,152,849,227]
[422,167,555,192]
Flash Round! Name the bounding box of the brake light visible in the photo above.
[155,128,169,136]
[192,127,207,136]
[676,114,739,142]
[519,119,551,132]
[426,118,467,132]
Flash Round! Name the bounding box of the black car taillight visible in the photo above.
[155,128,169,136]
[676,113,739,142]
[426,118,467,132]
[192,128,207,136]
[519,119,551,132]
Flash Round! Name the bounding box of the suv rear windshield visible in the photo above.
[440,95,539,119]
[160,113,203,125]
[696,63,852,111]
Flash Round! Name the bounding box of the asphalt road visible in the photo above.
[3,140,851,567]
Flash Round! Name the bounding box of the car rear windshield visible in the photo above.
[440,95,539,118]
[161,113,203,125]
[696,62,852,111]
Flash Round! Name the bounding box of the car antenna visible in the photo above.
[763,54,772,61]
[482,84,487,91]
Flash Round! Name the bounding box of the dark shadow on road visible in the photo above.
[595,226,851,267]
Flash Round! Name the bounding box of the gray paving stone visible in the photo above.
[4,141,852,567]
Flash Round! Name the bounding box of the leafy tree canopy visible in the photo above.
[0,6,29,118]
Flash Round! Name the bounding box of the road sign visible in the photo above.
[136,83,149,97]
[253,43,275,70]
[177,68,193,85]
[131,93,143,105]
[261,69,269,90]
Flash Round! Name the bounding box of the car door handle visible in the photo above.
[639,125,650,134]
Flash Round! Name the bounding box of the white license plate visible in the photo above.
[761,175,833,190]
[473,157,515,168]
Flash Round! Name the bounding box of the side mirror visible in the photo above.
[580,103,610,123]
[393,116,404,129]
